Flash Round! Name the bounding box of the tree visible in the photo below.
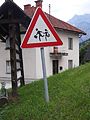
[79,39,90,65]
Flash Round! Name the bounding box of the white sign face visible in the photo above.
[27,15,57,44]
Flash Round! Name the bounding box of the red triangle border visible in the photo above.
[21,7,63,48]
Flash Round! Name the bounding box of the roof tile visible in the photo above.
[24,6,86,35]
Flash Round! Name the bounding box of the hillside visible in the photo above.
[0,63,90,120]
[79,39,90,64]
[80,38,90,47]
[68,14,90,42]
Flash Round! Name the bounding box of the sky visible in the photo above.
[0,0,90,22]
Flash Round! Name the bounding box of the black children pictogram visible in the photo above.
[34,28,50,41]
[44,29,50,41]
[34,28,44,41]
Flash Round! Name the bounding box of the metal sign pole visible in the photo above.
[40,47,49,102]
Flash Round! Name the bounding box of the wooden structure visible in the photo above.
[0,0,31,96]
[0,82,8,106]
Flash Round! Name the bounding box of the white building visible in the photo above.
[0,0,86,84]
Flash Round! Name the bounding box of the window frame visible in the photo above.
[6,60,11,74]
[68,37,73,50]
[68,60,73,69]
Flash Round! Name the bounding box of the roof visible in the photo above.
[0,0,31,37]
[24,6,86,35]
[45,13,86,35]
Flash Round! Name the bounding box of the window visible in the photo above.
[53,47,58,53]
[16,62,20,69]
[16,53,20,59]
[6,38,10,49]
[68,38,73,50]
[52,60,59,74]
[68,60,73,69]
[6,61,11,74]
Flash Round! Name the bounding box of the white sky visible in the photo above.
[0,0,90,21]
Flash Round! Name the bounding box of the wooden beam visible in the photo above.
[0,25,8,35]
[0,19,24,24]
[9,24,18,97]
[20,31,26,34]
[0,35,6,42]
[16,25,25,86]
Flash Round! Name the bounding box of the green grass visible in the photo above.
[0,62,90,120]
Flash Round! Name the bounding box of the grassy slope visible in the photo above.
[0,63,90,120]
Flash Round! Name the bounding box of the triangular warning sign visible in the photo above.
[21,7,63,48]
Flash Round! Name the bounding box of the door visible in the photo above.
[52,60,59,75]
[68,60,73,69]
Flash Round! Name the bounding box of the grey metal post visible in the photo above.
[40,47,49,102]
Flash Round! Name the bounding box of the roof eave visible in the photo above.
[54,27,86,35]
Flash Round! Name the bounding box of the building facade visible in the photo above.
[0,0,86,83]
[21,29,80,81]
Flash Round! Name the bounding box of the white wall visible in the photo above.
[22,48,37,80]
[50,30,79,72]
[0,30,80,82]
[21,30,79,80]
[35,47,52,79]
[61,31,79,69]
[0,42,10,80]
[21,35,37,81]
